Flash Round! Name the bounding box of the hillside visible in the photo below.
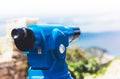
[74,31,120,56]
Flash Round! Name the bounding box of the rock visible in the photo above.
[1,68,9,75]
[100,53,114,64]
[0,17,38,63]
[100,59,120,79]
[14,74,19,79]
[0,18,38,79]
[0,53,28,79]
[1,76,13,79]
[84,47,114,64]
[84,58,120,79]
[85,47,108,58]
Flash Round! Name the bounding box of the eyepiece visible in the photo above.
[11,28,35,51]
[11,28,27,40]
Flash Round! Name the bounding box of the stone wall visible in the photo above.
[0,18,38,79]
[0,51,27,79]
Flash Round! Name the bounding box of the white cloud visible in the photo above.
[0,0,120,32]
[0,0,120,16]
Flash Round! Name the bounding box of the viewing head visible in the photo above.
[11,28,35,51]
[11,24,80,52]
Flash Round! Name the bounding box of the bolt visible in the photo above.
[59,44,65,54]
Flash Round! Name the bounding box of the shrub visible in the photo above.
[66,48,99,79]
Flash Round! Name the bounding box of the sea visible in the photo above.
[71,31,120,56]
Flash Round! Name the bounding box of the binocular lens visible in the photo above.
[11,28,35,51]
[12,30,19,39]
[73,27,80,40]
[71,27,80,42]
[11,28,27,40]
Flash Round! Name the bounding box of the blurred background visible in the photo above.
[0,0,120,79]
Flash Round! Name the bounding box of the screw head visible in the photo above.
[59,44,65,54]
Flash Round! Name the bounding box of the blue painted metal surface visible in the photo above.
[12,24,80,79]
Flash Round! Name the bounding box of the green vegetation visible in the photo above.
[24,47,113,79]
[66,47,110,79]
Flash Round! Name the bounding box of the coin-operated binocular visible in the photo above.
[11,24,80,79]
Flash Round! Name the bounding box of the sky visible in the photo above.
[0,0,120,16]
[0,0,120,32]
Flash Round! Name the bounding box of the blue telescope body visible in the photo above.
[11,24,80,79]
